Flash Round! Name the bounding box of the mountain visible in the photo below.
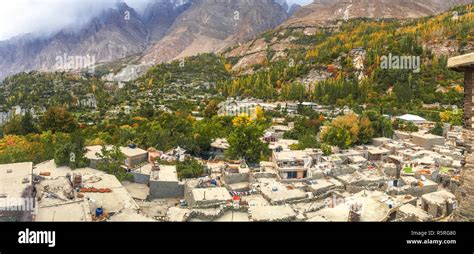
[141,0,288,64]
[0,2,152,80]
[0,0,288,80]
[142,0,193,43]
[224,0,474,74]
[288,4,302,16]
[282,0,472,27]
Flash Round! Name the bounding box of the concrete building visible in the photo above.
[395,204,433,222]
[272,149,322,180]
[0,162,34,221]
[421,190,457,218]
[184,179,232,208]
[85,145,148,169]
[148,165,184,200]
[32,160,142,221]
[411,133,445,150]
[448,52,474,221]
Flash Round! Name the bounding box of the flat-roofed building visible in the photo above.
[272,149,322,180]
[85,145,148,169]
[0,162,34,221]
[411,133,445,150]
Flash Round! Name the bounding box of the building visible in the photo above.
[421,190,457,218]
[448,52,474,221]
[85,145,148,169]
[121,146,148,169]
[210,138,230,158]
[148,165,184,200]
[396,114,427,124]
[272,149,322,180]
[184,181,232,208]
[0,162,34,221]
[411,133,445,150]
[33,160,141,221]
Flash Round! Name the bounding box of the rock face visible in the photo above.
[282,0,472,27]
[141,0,288,64]
[0,2,150,79]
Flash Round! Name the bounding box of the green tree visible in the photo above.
[20,112,37,135]
[176,157,205,180]
[97,145,131,181]
[204,100,220,118]
[322,126,352,149]
[2,116,23,135]
[40,107,78,133]
[225,116,268,163]
[357,117,374,144]
[429,122,444,136]
[53,131,87,169]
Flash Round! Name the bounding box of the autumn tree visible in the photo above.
[40,107,78,133]
[225,115,268,163]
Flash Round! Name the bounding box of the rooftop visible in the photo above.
[34,160,139,216]
[396,114,426,122]
[85,145,147,160]
[151,165,179,182]
[191,187,232,202]
[249,205,297,221]
[0,162,33,200]
[274,149,321,161]
[422,190,456,205]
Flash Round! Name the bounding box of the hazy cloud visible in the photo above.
[0,0,313,41]
[0,0,153,41]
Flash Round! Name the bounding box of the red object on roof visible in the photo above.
[232,195,240,201]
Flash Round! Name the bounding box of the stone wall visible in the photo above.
[148,181,184,200]
[456,70,474,221]
[456,129,474,221]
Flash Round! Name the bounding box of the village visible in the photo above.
[0,98,467,222]
[0,44,472,224]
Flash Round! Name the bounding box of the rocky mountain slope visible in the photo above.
[0,0,289,80]
[141,0,288,64]
[282,0,472,28]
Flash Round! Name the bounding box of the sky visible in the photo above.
[0,0,313,41]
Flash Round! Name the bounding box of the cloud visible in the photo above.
[0,0,313,41]
[287,0,314,6]
[0,0,153,41]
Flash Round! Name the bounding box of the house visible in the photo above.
[411,133,445,150]
[447,52,474,220]
[395,204,433,222]
[367,147,391,161]
[148,165,184,200]
[272,149,322,180]
[184,180,232,208]
[0,162,34,221]
[85,145,148,169]
[421,190,457,218]
[372,137,393,146]
[210,138,230,158]
[267,124,294,139]
[120,146,148,169]
[396,114,427,124]
[32,160,142,221]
